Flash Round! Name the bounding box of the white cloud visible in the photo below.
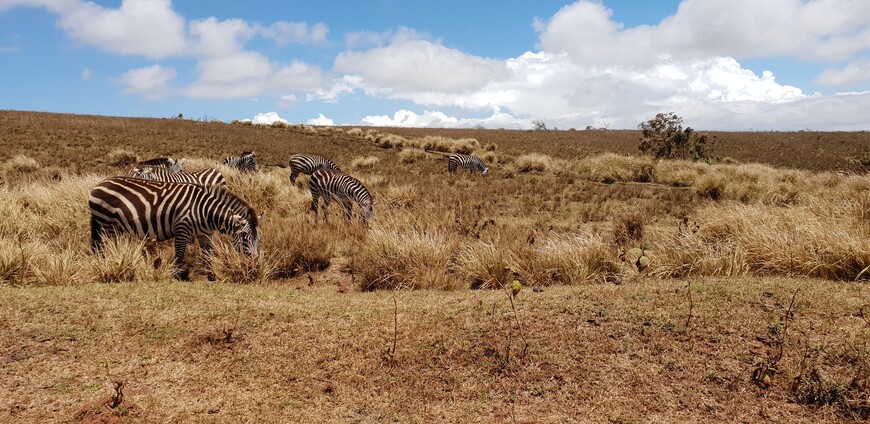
[537,0,870,65]
[259,21,328,45]
[251,111,289,125]
[117,64,176,100]
[814,58,870,87]
[333,29,507,94]
[57,0,186,59]
[360,109,529,129]
[81,67,91,80]
[189,17,254,58]
[307,113,333,126]
[276,94,297,108]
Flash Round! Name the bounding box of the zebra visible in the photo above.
[309,168,373,226]
[289,154,341,184]
[425,150,489,176]
[125,166,226,186]
[224,151,257,172]
[137,157,185,173]
[89,177,260,280]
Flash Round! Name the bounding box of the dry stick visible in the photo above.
[775,289,801,363]
[858,304,870,328]
[506,288,529,360]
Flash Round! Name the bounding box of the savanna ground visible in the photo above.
[0,110,868,422]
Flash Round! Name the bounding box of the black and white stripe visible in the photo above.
[448,153,489,176]
[137,157,185,172]
[125,166,226,186]
[224,151,257,172]
[89,177,260,279]
[309,168,373,226]
[289,154,341,183]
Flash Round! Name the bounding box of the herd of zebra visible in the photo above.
[88,150,489,279]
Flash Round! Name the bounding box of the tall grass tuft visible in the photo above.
[353,226,459,290]
[579,153,655,183]
[524,232,619,285]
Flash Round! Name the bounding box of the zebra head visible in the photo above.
[228,213,260,258]
[481,166,490,177]
[169,158,186,173]
[359,198,374,227]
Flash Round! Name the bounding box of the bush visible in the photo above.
[638,112,712,161]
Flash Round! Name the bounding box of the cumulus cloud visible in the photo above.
[537,0,870,65]
[56,0,187,59]
[276,94,298,108]
[307,113,334,126]
[251,111,288,125]
[344,30,390,48]
[333,29,507,94]
[259,21,328,45]
[117,64,176,100]
[361,109,528,129]
[814,59,870,87]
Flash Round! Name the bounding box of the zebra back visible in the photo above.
[289,154,341,183]
[224,151,257,172]
[125,166,225,186]
[137,157,185,172]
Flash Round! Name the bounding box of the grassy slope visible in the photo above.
[1,278,866,423]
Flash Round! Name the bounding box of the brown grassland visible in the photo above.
[0,110,868,422]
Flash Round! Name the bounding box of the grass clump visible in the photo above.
[525,232,619,285]
[265,218,333,278]
[397,148,427,164]
[513,153,552,173]
[106,148,138,167]
[353,226,458,290]
[579,153,654,183]
[351,155,381,170]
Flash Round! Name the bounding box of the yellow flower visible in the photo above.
[511,280,523,297]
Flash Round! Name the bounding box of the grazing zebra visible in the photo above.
[137,157,185,172]
[309,168,373,226]
[425,150,489,176]
[89,177,260,280]
[289,154,341,184]
[224,151,257,172]
[125,166,226,186]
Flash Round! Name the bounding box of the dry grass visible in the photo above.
[1,278,867,422]
[1,111,869,421]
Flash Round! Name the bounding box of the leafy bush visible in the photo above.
[638,112,712,161]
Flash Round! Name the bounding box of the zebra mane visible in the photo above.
[239,151,255,157]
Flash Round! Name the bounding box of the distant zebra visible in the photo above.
[425,150,489,176]
[137,157,185,173]
[309,168,373,226]
[125,166,226,186]
[224,151,257,172]
[448,153,489,176]
[89,177,260,280]
[289,154,341,184]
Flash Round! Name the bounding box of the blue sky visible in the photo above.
[1,0,868,130]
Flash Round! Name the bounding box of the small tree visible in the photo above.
[638,112,712,161]
[531,119,548,131]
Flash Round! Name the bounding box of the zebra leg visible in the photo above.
[198,235,216,281]
[173,233,191,281]
[309,191,320,222]
[448,163,456,174]
[90,215,103,252]
[341,199,353,220]
[290,171,298,184]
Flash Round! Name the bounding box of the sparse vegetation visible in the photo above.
[0,110,867,422]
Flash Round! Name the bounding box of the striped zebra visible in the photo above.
[125,166,226,186]
[309,168,373,226]
[89,177,260,280]
[137,157,185,172]
[289,154,341,184]
[224,151,257,172]
[425,150,489,176]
